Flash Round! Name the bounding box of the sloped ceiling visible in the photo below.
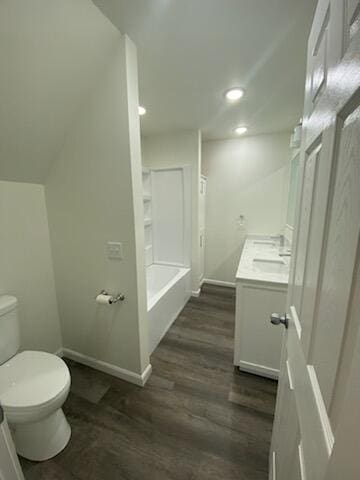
[0,0,121,184]
[93,0,317,140]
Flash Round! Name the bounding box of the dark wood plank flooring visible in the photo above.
[20,284,277,480]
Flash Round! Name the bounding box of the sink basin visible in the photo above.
[253,240,275,246]
[253,257,287,274]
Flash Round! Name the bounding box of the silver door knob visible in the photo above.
[270,313,289,329]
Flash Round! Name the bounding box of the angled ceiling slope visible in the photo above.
[0,0,121,184]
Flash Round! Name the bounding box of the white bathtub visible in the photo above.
[147,264,191,354]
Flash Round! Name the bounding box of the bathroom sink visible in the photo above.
[253,240,275,246]
[253,257,287,274]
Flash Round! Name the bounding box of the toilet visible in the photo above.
[0,295,71,461]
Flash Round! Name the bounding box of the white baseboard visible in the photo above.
[191,289,201,297]
[62,348,152,387]
[238,360,279,380]
[54,348,64,357]
[203,278,236,288]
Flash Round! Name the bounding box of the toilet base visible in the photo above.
[11,408,71,461]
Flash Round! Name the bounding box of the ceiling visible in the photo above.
[0,0,120,183]
[93,0,318,140]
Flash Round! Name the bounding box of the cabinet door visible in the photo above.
[235,283,286,379]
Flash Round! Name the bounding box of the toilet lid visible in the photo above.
[0,351,70,409]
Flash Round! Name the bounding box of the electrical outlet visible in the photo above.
[106,242,123,260]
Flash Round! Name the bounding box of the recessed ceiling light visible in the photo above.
[235,126,248,135]
[225,88,244,102]
[138,106,146,116]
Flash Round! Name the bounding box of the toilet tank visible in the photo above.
[0,296,20,365]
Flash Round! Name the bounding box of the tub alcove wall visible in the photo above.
[142,166,192,354]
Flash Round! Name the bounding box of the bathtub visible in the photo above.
[147,264,191,354]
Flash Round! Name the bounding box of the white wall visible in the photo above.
[0,181,62,353]
[202,132,291,284]
[46,36,149,378]
[142,131,202,293]
[0,0,122,184]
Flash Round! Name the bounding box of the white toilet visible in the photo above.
[0,295,71,461]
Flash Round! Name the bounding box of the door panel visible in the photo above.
[272,355,300,480]
[287,308,333,479]
[292,143,321,315]
[310,102,360,409]
[270,1,360,478]
[325,262,360,478]
[344,0,360,48]
[299,129,337,356]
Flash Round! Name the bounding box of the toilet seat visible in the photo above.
[0,351,70,423]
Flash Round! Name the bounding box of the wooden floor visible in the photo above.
[21,284,277,480]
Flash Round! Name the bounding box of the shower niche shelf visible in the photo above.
[142,167,154,267]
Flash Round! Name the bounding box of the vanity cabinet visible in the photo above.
[234,236,289,379]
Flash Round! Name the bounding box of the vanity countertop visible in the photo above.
[235,235,290,285]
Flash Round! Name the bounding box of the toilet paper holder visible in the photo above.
[98,290,125,304]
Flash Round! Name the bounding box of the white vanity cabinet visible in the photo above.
[234,236,289,379]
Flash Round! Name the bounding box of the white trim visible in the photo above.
[62,348,152,387]
[238,360,279,380]
[140,364,153,385]
[286,359,295,391]
[191,289,201,297]
[290,305,302,339]
[271,450,276,480]
[203,278,236,288]
[307,365,334,455]
[54,348,63,357]
[298,442,307,480]
[284,223,294,245]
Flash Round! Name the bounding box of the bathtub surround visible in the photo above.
[142,166,192,354]
[0,182,62,354]
[147,265,191,354]
[46,35,150,384]
[202,132,291,285]
[149,167,192,267]
[142,131,202,295]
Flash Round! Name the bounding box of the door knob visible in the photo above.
[270,313,289,329]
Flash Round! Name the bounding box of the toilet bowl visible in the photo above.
[0,296,71,461]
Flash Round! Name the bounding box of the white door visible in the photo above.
[0,409,24,480]
[270,1,360,479]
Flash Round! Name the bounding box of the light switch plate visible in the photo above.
[106,242,123,260]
